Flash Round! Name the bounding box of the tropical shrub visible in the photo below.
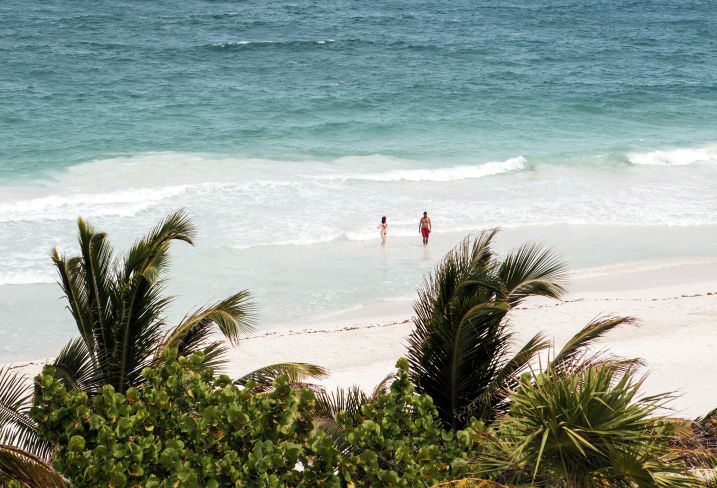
[50,210,325,395]
[408,231,567,429]
[31,350,341,487]
[31,353,496,487]
[483,364,696,487]
[336,358,485,487]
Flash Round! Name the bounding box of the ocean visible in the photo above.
[1,0,717,362]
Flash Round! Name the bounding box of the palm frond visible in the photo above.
[76,218,116,353]
[370,372,395,398]
[51,251,94,350]
[192,341,230,372]
[108,211,196,391]
[0,444,67,487]
[497,243,568,306]
[52,338,98,393]
[312,375,394,451]
[548,316,638,375]
[314,386,370,421]
[313,373,394,422]
[111,278,170,392]
[236,362,328,392]
[50,211,265,395]
[467,332,551,421]
[408,300,511,428]
[159,291,256,362]
[122,208,196,279]
[0,368,51,460]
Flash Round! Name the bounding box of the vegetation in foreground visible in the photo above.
[0,212,715,487]
[50,209,326,395]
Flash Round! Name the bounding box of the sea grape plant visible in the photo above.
[31,350,341,487]
[336,358,485,487]
[31,353,487,487]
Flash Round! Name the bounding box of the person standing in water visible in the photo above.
[419,211,431,246]
[378,216,388,246]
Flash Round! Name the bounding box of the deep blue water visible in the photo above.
[2,0,716,178]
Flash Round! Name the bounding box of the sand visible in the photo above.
[7,260,717,419]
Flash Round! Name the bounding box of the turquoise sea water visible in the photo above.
[3,0,717,175]
[1,1,717,361]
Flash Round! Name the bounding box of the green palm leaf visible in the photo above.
[51,210,258,394]
[467,332,551,421]
[496,242,568,306]
[0,444,67,487]
[51,338,97,392]
[407,231,564,429]
[548,316,642,375]
[0,368,50,460]
[75,219,116,358]
[312,374,394,450]
[237,362,329,392]
[157,291,256,372]
[122,209,195,280]
[51,251,93,350]
[486,365,696,487]
[313,374,394,421]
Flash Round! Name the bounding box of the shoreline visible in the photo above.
[6,259,717,419]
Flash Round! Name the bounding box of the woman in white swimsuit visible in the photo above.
[378,216,388,246]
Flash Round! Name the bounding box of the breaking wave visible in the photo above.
[627,146,717,166]
[318,156,527,182]
[0,186,189,223]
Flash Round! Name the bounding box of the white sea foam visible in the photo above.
[0,270,54,286]
[318,156,527,182]
[213,39,335,48]
[213,40,265,48]
[627,146,717,166]
[0,185,189,223]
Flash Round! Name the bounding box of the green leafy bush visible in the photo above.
[31,353,490,487]
[31,350,341,487]
[336,358,485,487]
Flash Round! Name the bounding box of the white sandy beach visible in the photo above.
[7,260,717,419]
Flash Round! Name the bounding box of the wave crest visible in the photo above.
[627,146,717,166]
[210,39,335,50]
[0,186,188,223]
[319,156,527,183]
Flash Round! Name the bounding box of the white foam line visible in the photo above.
[627,145,717,166]
[314,156,527,182]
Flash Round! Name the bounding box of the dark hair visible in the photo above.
[423,211,427,216]
[381,216,386,224]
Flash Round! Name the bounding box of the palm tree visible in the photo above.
[0,368,66,487]
[485,363,696,487]
[51,210,325,394]
[407,230,568,429]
